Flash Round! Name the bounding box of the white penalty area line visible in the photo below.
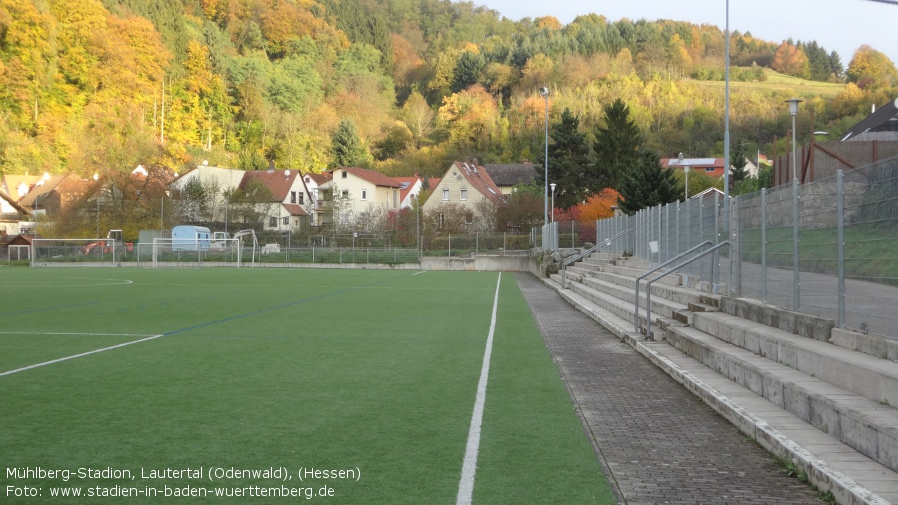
[456,272,501,505]
[0,334,165,377]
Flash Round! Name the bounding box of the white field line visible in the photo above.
[456,273,501,505]
[0,334,165,377]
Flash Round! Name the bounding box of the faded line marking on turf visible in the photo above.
[0,334,165,377]
[0,272,413,378]
[456,273,501,505]
[0,331,155,337]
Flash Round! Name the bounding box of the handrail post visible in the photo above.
[643,241,730,340]
[634,240,713,333]
[561,228,632,289]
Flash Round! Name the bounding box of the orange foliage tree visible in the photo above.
[574,188,621,221]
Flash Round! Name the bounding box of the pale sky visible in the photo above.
[479,0,898,70]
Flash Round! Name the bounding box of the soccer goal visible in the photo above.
[31,238,129,266]
[136,237,257,268]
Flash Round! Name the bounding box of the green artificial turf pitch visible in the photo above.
[0,268,614,504]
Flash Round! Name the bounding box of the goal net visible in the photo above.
[31,238,130,266]
[136,237,257,268]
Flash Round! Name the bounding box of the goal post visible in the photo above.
[136,237,256,268]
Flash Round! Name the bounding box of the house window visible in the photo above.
[283,217,289,226]
[341,171,348,178]
[705,168,715,173]
[460,188,467,201]
[269,217,277,227]
[361,189,367,200]
[298,193,304,204]
[291,191,297,203]
[442,189,449,201]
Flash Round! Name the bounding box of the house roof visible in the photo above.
[303,172,331,185]
[841,98,898,141]
[17,174,70,207]
[393,176,421,203]
[282,203,308,216]
[453,160,505,205]
[662,158,725,169]
[482,162,538,187]
[1,175,41,200]
[0,191,28,214]
[331,167,401,188]
[239,169,301,201]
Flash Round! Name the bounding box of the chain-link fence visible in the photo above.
[594,156,898,341]
[736,157,898,339]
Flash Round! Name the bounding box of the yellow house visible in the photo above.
[317,167,402,227]
[422,160,505,231]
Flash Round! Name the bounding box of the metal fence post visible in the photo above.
[761,188,767,303]
[793,177,800,310]
[837,170,845,328]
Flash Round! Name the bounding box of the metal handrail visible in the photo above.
[633,241,713,333]
[561,228,633,288]
[642,241,730,340]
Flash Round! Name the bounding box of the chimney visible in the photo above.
[267,160,275,172]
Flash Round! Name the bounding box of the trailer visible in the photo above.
[171,225,211,251]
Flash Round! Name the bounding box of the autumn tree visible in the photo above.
[576,188,622,221]
[771,41,810,78]
[847,45,898,88]
[593,99,642,190]
[616,149,680,215]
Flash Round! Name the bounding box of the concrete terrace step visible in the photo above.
[539,275,898,505]
[665,325,898,476]
[549,273,673,333]
[693,311,898,407]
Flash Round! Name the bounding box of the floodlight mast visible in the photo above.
[540,87,549,226]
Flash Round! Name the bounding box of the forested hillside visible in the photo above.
[1,0,896,180]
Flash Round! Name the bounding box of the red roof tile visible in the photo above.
[453,161,504,205]
[239,169,299,201]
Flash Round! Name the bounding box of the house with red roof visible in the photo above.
[316,167,402,228]
[236,168,313,232]
[422,160,504,231]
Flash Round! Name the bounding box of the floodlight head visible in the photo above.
[539,87,549,97]
[785,97,803,115]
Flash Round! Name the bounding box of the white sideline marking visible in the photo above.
[0,334,165,377]
[456,273,501,505]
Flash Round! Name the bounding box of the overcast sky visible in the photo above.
[479,0,898,70]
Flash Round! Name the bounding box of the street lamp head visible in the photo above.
[785,98,803,116]
[550,183,556,192]
[92,173,99,181]
[539,86,549,97]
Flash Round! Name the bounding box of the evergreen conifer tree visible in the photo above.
[537,108,595,209]
[330,119,367,168]
[594,99,642,190]
[730,142,748,183]
[616,149,680,215]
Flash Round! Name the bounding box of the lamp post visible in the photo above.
[550,183,556,222]
[785,98,803,180]
[93,173,100,238]
[679,152,690,199]
[539,86,549,225]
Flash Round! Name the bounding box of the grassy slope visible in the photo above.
[693,68,844,99]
